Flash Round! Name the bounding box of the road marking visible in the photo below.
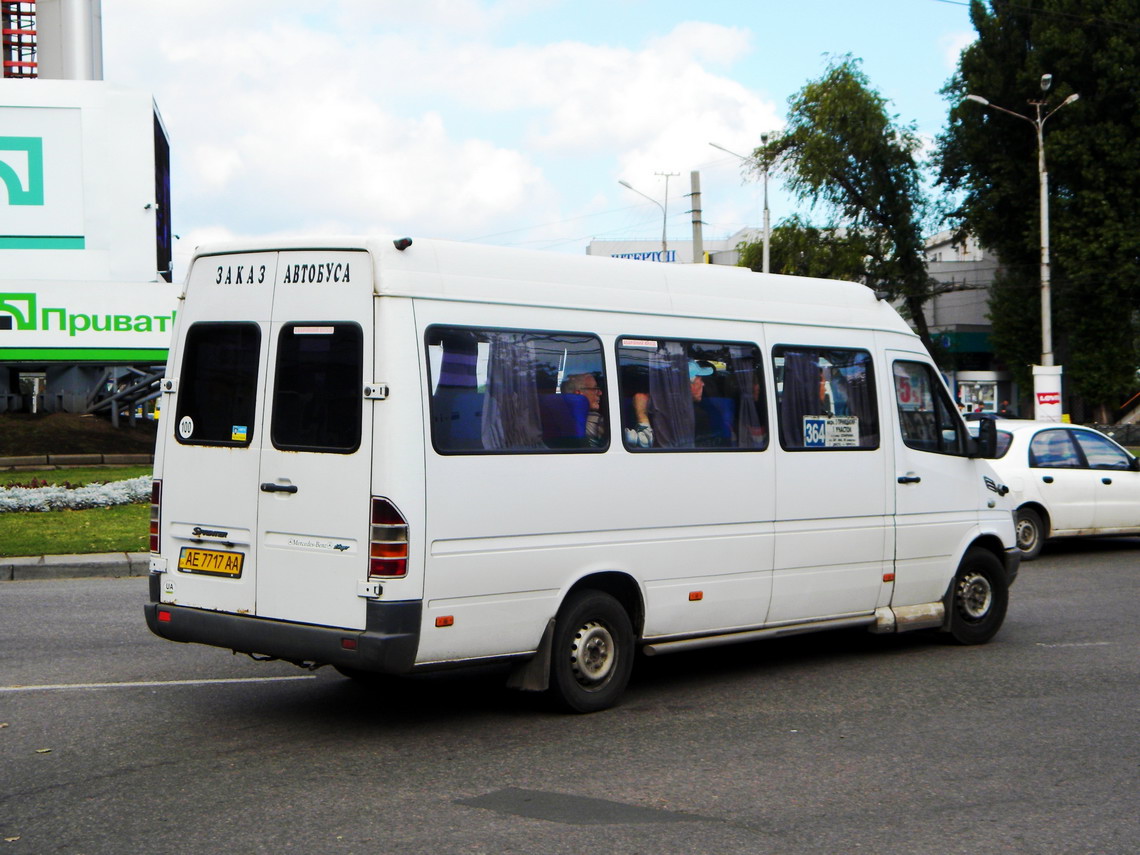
[1034,641,1113,648]
[0,675,318,693]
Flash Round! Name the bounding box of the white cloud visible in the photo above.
[941,31,974,70]
[101,2,779,259]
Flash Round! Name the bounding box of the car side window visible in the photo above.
[1028,429,1081,469]
[1072,431,1133,470]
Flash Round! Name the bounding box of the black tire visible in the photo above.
[947,547,1009,645]
[548,590,634,713]
[1015,507,1045,560]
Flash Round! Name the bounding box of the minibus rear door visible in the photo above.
[253,251,374,630]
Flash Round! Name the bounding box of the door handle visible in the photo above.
[897,474,921,484]
[1042,475,1054,484]
[1102,477,1113,485]
[260,482,298,494]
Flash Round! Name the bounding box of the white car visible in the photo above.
[984,420,1140,559]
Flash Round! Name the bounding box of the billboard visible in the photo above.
[0,281,180,362]
[0,80,171,283]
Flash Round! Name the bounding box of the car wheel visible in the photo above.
[548,590,634,713]
[1015,507,1045,560]
[947,547,1009,645]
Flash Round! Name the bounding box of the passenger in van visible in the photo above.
[561,373,606,446]
[625,392,654,447]
[690,361,728,447]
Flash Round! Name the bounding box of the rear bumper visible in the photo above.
[1003,546,1021,587]
[145,573,421,673]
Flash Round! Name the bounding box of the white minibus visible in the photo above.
[145,236,1019,712]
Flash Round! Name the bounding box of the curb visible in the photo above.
[0,552,149,582]
[0,453,154,470]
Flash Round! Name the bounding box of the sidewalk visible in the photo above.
[1,552,149,581]
[0,452,154,469]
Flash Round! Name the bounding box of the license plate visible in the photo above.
[178,547,244,577]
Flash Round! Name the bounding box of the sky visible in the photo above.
[99,0,980,274]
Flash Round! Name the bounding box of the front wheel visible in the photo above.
[947,547,1009,645]
[1015,507,1045,560]
[549,590,634,713]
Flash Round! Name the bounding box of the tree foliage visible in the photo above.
[738,215,868,282]
[751,56,936,349]
[938,0,1140,417]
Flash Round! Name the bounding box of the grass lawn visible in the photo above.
[0,503,148,558]
[0,465,152,558]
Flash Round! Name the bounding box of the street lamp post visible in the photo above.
[710,139,771,273]
[965,74,1079,421]
[618,179,669,261]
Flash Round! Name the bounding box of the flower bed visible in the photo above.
[0,476,153,513]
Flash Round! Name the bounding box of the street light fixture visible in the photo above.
[964,74,1079,421]
[709,138,771,273]
[618,179,669,261]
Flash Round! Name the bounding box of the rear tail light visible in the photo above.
[149,480,162,553]
[369,497,408,578]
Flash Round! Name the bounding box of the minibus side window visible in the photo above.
[174,322,260,447]
[773,346,879,450]
[615,337,767,451]
[271,322,363,454]
[426,326,607,454]
[893,360,967,455]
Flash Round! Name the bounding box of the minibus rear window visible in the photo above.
[773,346,879,450]
[271,322,363,454]
[174,322,261,447]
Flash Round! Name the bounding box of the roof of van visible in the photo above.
[190,235,917,336]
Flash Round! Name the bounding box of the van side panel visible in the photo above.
[367,295,427,607]
[414,303,777,663]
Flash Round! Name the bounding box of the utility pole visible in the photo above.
[965,74,1079,421]
[688,170,704,263]
[654,172,679,261]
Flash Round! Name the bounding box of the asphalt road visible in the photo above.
[2,539,1138,855]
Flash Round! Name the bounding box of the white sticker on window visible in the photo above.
[178,416,194,439]
[803,415,859,447]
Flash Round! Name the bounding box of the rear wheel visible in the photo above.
[549,590,634,713]
[1015,507,1045,560]
[947,547,1009,645]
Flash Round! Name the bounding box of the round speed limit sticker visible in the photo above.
[178,416,194,439]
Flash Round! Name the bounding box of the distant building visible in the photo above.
[922,230,1013,414]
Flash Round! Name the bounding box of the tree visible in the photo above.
[938,0,1140,421]
[751,56,936,351]
[738,215,869,281]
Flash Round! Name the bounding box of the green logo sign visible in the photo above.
[0,292,37,330]
[0,137,45,206]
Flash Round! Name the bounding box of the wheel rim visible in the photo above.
[1016,516,1038,551]
[956,571,993,620]
[569,620,616,688]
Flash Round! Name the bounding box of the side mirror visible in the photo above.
[1130,456,1140,472]
[971,418,998,459]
